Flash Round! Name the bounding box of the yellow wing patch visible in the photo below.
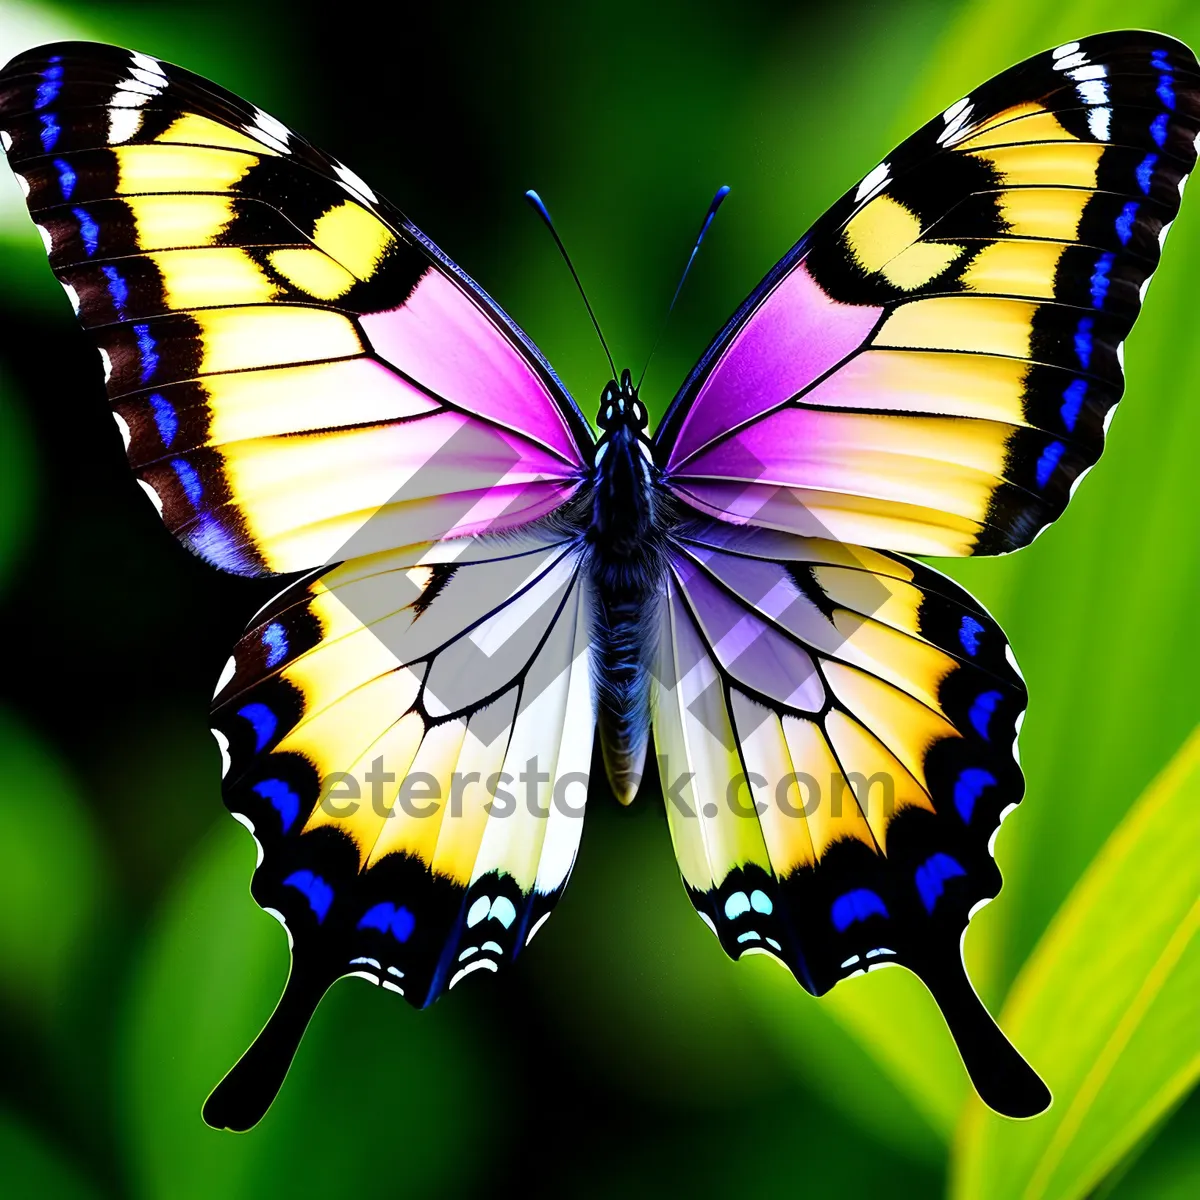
[844,194,923,272]
[822,661,956,793]
[877,296,1037,359]
[881,240,968,290]
[113,144,257,194]
[806,350,1031,426]
[737,707,817,872]
[202,359,439,447]
[126,194,236,250]
[959,239,1067,300]
[150,247,278,308]
[844,194,966,289]
[954,107,1075,151]
[969,143,1105,189]
[779,714,877,859]
[996,188,1091,241]
[191,306,362,374]
[311,201,398,280]
[268,248,358,300]
[823,710,935,850]
[156,113,274,156]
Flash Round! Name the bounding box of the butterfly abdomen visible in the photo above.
[591,571,660,804]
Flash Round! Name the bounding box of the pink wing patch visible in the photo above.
[362,269,586,469]
[666,264,882,469]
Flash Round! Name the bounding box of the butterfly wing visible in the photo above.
[0,42,601,1129]
[205,526,595,1128]
[655,32,1199,556]
[651,518,1043,1115]
[0,42,593,574]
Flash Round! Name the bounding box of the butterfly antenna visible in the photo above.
[637,184,731,391]
[525,189,618,380]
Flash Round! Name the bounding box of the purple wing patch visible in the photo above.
[665,264,882,470]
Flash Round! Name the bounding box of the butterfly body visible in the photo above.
[3,31,1197,1130]
[588,369,667,801]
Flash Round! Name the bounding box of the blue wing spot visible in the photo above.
[958,615,985,656]
[101,265,128,319]
[53,158,76,200]
[34,58,63,110]
[149,393,178,447]
[262,621,288,668]
[237,702,276,753]
[39,113,60,152]
[133,323,159,383]
[1150,114,1169,148]
[831,888,888,932]
[251,777,300,834]
[724,891,750,920]
[1089,252,1114,309]
[1115,201,1139,246]
[969,690,1003,740]
[1036,441,1065,489]
[1151,50,1176,109]
[357,901,416,942]
[953,767,997,824]
[1137,152,1158,195]
[749,889,773,915]
[284,871,334,923]
[1060,378,1087,432]
[915,853,967,913]
[189,513,254,574]
[171,458,203,506]
[72,207,99,257]
[1073,317,1094,369]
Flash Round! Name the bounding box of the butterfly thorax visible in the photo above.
[589,369,657,556]
[587,370,670,803]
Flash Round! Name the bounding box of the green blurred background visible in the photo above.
[1,0,1199,1196]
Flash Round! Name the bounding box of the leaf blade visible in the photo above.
[953,724,1200,1200]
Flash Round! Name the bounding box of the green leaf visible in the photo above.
[0,708,106,1012]
[1105,1088,1200,1199]
[953,725,1200,1200]
[0,1108,102,1200]
[119,820,500,1200]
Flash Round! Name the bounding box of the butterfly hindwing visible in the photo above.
[0,42,592,576]
[651,518,1045,1113]
[656,32,1199,556]
[204,525,595,1128]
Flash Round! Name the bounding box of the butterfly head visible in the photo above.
[596,368,647,434]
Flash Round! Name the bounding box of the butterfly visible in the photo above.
[1,31,1195,1131]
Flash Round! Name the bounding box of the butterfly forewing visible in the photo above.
[0,42,592,577]
[657,31,1199,557]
